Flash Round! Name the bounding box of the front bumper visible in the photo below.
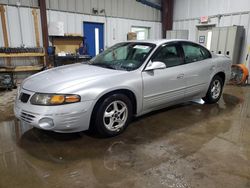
[14,89,95,133]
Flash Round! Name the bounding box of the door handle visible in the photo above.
[177,74,184,79]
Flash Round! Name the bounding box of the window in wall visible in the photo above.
[131,27,150,40]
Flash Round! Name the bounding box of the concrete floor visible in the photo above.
[0,86,249,188]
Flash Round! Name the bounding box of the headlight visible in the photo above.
[30,93,81,105]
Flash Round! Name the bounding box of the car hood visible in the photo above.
[22,63,125,93]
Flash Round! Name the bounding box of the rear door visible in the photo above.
[142,42,186,110]
[180,42,216,99]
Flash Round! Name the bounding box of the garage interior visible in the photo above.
[0,0,250,187]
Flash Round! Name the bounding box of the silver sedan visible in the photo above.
[14,40,231,137]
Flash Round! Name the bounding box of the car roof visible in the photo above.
[127,39,197,46]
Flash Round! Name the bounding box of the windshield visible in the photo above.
[89,42,156,71]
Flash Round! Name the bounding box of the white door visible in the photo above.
[197,26,213,50]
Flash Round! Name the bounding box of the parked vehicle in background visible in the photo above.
[14,39,232,137]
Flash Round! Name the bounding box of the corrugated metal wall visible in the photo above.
[47,9,162,48]
[0,5,162,48]
[0,5,162,68]
[0,0,161,22]
[0,6,43,68]
[173,0,250,20]
[173,0,250,70]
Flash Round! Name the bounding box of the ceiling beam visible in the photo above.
[136,0,161,10]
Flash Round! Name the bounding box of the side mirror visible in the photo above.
[145,61,166,71]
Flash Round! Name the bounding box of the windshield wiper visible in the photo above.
[81,60,91,64]
[91,63,116,70]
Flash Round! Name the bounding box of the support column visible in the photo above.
[0,5,9,48]
[162,0,174,38]
[39,0,49,66]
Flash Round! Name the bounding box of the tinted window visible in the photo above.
[200,46,212,59]
[152,44,184,68]
[182,43,211,63]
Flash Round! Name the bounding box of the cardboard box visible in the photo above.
[127,32,137,40]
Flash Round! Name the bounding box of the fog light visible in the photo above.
[38,118,54,129]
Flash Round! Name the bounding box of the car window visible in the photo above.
[102,44,152,63]
[91,43,155,71]
[152,44,184,68]
[182,43,211,63]
[200,46,212,59]
[103,45,128,61]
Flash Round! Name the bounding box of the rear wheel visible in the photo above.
[92,94,132,137]
[203,75,223,104]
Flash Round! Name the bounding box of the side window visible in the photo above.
[200,46,212,59]
[152,44,183,68]
[182,43,211,63]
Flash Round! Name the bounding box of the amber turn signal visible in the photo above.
[65,95,81,103]
[50,95,65,104]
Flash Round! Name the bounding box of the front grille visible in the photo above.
[20,111,35,123]
[20,93,30,103]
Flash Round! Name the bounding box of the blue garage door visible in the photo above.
[83,22,104,57]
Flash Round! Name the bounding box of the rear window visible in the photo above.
[182,43,211,63]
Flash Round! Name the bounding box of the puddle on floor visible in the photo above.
[0,86,249,188]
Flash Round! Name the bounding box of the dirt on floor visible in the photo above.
[0,85,249,188]
[0,89,16,121]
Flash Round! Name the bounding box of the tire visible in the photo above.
[203,75,224,104]
[92,93,133,137]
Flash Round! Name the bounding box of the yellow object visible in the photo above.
[0,65,43,72]
[0,53,45,57]
[50,95,65,104]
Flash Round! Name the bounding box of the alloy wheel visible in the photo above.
[211,80,221,99]
[103,100,128,132]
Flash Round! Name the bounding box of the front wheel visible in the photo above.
[92,94,132,137]
[203,75,223,104]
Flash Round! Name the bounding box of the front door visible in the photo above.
[83,22,104,57]
[142,43,186,110]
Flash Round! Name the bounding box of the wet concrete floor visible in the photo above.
[0,86,249,188]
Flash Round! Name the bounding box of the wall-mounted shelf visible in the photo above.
[0,52,45,58]
[49,35,83,40]
[0,52,45,73]
[0,65,43,72]
[49,35,83,55]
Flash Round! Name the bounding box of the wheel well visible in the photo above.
[214,72,225,85]
[91,89,137,119]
